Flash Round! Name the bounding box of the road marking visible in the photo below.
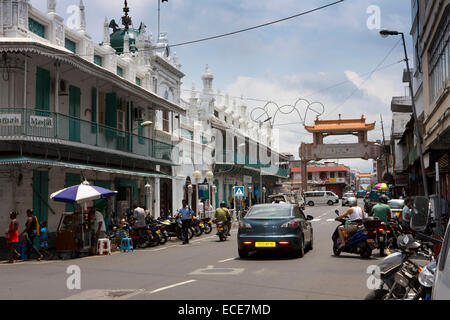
[327,219,335,222]
[311,219,321,222]
[218,257,236,263]
[189,265,244,276]
[63,289,145,300]
[149,245,178,252]
[149,280,197,294]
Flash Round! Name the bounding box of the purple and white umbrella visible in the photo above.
[50,180,117,204]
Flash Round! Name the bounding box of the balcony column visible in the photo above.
[55,62,60,113]
[154,176,160,219]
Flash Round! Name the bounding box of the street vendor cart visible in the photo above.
[50,180,117,259]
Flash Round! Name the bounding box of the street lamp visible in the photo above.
[187,184,193,208]
[211,185,217,210]
[248,185,253,207]
[380,29,428,198]
[132,120,153,132]
[262,186,266,204]
[192,170,202,182]
[145,182,153,217]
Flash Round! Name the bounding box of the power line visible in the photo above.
[45,1,345,58]
[170,0,345,48]
[325,38,402,117]
[182,59,403,106]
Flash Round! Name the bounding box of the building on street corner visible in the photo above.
[174,65,290,214]
[389,0,449,201]
[0,0,186,243]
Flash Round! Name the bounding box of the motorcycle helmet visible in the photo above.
[379,195,389,204]
[220,201,227,207]
[347,197,357,207]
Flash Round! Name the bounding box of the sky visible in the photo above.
[31,0,414,173]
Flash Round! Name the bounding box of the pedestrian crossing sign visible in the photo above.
[234,186,245,197]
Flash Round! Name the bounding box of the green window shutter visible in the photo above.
[29,18,45,38]
[65,173,81,211]
[65,38,76,53]
[69,86,81,142]
[105,93,117,137]
[94,55,103,67]
[138,120,145,144]
[91,88,97,133]
[32,170,49,224]
[117,66,123,77]
[136,77,141,86]
[181,129,193,141]
[35,67,50,114]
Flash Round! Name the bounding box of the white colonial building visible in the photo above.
[0,0,186,240]
[175,65,289,214]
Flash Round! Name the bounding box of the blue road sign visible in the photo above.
[234,186,245,197]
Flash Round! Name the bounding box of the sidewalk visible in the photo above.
[1,225,239,266]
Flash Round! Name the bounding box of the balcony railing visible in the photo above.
[0,108,178,163]
[215,149,288,177]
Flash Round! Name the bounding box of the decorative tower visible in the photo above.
[78,0,86,33]
[202,64,214,94]
[47,0,56,14]
[103,17,110,46]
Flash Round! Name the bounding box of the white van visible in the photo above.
[304,191,339,206]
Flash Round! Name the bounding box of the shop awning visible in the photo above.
[0,156,173,179]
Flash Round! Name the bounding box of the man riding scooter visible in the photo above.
[335,197,364,249]
[215,201,231,236]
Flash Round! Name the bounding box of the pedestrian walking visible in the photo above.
[20,209,43,261]
[177,199,194,244]
[5,211,21,263]
[402,198,413,230]
[39,221,52,259]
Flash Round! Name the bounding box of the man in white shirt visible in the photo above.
[94,210,107,244]
[133,205,146,228]
[335,197,364,248]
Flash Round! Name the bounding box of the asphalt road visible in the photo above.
[0,200,385,300]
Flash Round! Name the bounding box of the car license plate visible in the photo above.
[379,236,384,242]
[199,223,204,227]
[255,242,276,247]
[367,239,375,243]
[156,231,160,234]
[218,227,223,231]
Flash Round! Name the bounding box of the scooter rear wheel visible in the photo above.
[360,246,372,259]
[333,247,341,256]
[364,289,389,300]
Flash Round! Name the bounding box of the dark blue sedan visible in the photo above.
[237,204,314,258]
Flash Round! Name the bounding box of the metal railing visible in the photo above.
[0,108,178,163]
[215,149,288,177]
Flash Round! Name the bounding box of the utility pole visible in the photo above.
[380,30,429,197]
[380,114,390,176]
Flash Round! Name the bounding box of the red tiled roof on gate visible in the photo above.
[304,115,375,133]
[291,166,349,173]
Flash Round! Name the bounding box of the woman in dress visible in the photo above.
[6,211,20,263]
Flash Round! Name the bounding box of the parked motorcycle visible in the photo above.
[201,217,213,234]
[332,210,375,259]
[365,196,443,300]
[191,215,204,237]
[158,216,194,241]
[364,234,439,300]
[147,216,169,245]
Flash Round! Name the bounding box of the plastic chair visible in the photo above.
[97,238,111,255]
[120,238,133,252]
